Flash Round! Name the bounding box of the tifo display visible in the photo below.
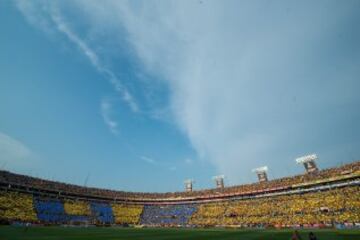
[0,161,360,228]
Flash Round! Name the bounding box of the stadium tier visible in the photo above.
[0,161,359,228]
[140,205,197,226]
[112,204,143,225]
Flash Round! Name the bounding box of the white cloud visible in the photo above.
[16,0,139,113]
[101,98,119,135]
[104,0,360,183]
[141,156,156,164]
[184,158,193,165]
[0,132,35,169]
[15,1,360,183]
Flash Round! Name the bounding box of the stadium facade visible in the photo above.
[0,161,359,228]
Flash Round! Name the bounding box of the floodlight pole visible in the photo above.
[295,154,319,174]
[184,179,194,192]
[212,175,225,189]
[252,166,269,183]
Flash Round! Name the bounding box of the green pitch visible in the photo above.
[0,226,359,240]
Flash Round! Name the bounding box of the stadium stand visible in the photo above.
[0,161,359,200]
[35,198,93,224]
[34,198,68,223]
[0,161,359,228]
[0,191,37,222]
[140,205,196,226]
[90,202,114,224]
[112,204,143,225]
[190,186,360,227]
[190,202,227,226]
[64,200,91,216]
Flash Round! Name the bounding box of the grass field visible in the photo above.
[0,226,360,240]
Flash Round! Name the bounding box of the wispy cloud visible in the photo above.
[15,1,360,183]
[184,158,193,165]
[141,156,179,173]
[0,132,35,169]
[141,156,156,164]
[101,98,119,135]
[96,0,360,182]
[16,0,139,113]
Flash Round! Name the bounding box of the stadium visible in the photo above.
[1,158,360,239]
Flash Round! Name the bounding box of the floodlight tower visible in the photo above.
[212,175,225,189]
[296,154,319,173]
[252,166,269,183]
[184,179,194,192]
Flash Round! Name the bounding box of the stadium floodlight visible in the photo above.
[212,175,225,180]
[295,154,318,164]
[212,175,225,189]
[252,166,269,182]
[252,166,268,173]
[184,179,194,192]
[184,179,194,184]
[295,154,319,173]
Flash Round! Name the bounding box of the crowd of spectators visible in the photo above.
[190,186,360,227]
[64,200,91,216]
[140,205,196,226]
[0,160,359,228]
[112,204,143,225]
[35,198,71,223]
[0,161,359,200]
[34,198,115,224]
[0,193,138,225]
[91,202,114,224]
[0,185,359,227]
[0,191,37,222]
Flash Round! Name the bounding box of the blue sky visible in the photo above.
[1,0,360,192]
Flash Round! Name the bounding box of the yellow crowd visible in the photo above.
[0,185,359,226]
[111,204,143,224]
[64,200,91,216]
[0,191,37,222]
[190,186,360,226]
